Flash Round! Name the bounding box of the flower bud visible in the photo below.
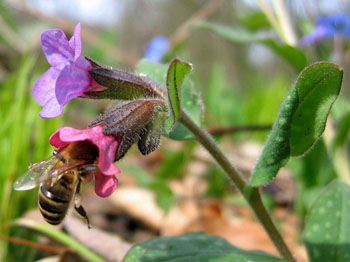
[85,67,165,100]
[138,111,166,155]
[89,98,167,160]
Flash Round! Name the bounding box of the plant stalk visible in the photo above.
[180,110,296,262]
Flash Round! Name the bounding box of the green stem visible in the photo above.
[180,111,296,262]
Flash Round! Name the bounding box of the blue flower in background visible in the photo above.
[144,35,169,62]
[301,13,350,46]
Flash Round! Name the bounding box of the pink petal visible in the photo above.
[55,63,91,105]
[41,29,74,66]
[49,125,121,198]
[94,173,118,197]
[50,126,92,147]
[97,138,120,175]
[49,125,120,176]
[69,23,82,61]
[33,67,60,106]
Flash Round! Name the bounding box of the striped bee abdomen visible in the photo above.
[38,173,76,225]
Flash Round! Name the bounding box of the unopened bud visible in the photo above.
[138,111,166,155]
[85,67,165,100]
[89,99,167,160]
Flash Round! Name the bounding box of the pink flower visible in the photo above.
[50,125,120,197]
[33,23,96,118]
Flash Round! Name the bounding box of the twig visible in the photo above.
[169,0,223,47]
[0,14,25,53]
[5,0,139,68]
[0,234,63,254]
[208,124,272,136]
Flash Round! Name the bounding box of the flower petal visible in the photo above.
[39,97,63,119]
[33,67,60,106]
[49,125,121,198]
[144,35,169,62]
[41,29,74,66]
[49,125,120,176]
[94,172,118,197]
[50,126,92,148]
[69,23,82,61]
[55,63,91,105]
[97,137,120,176]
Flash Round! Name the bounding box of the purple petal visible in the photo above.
[300,26,331,46]
[69,23,82,61]
[33,67,60,106]
[41,29,74,66]
[75,56,93,71]
[39,97,63,119]
[55,64,91,105]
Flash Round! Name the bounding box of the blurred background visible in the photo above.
[1,0,350,261]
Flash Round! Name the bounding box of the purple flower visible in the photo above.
[33,23,94,118]
[144,35,169,62]
[301,13,350,46]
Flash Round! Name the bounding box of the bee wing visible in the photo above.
[14,155,58,191]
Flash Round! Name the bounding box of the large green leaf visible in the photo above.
[290,62,343,156]
[250,87,299,186]
[250,62,342,186]
[122,232,283,262]
[195,22,307,72]
[136,59,202,140]
[304,180,350,262]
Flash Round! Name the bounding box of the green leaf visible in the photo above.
[290,62,343,156]
[250,62,342,186]
[150,181,176,213]
[166,58,192,130]
[122,232,283,262]
[238,12,271,32]
[250,87,299,186]
[195,22,307,72]
[205,64,243,125]
[156,150,185,179]
[331,112,350,153]
[136,59,202,140]
[304,180,350,262]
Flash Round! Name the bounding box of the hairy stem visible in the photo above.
[180,110,296,262]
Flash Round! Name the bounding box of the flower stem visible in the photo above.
[272,0,298,46]
[180,110,296,262]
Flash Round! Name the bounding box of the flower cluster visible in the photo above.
[301,13,350,46]
[32,23,168,198]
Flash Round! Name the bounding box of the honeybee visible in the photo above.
[14,141,99,228]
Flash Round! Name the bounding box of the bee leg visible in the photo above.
[74,179,91,229]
